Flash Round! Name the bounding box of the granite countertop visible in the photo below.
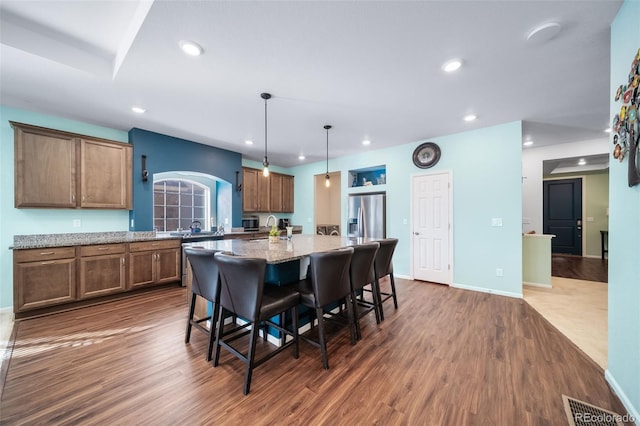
[10,231,180,250]
[182,234,375,264]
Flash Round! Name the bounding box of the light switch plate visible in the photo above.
[491,218,503,227]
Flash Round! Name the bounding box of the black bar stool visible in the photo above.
[349,242,380,340]
[184,248,224,361]
[373,238,399,321]
[213,253,300,395]
[297,247,355,370]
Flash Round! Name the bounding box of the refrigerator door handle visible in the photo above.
[357,207,363,237]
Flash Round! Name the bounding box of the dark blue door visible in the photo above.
[543,178,582,255]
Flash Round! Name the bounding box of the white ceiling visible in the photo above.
[0,0,620,168]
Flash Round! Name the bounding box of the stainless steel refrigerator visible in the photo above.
[347,192,386,239]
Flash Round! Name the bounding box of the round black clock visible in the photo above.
[412,142,441,168]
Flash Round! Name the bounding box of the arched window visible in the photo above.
[153,179,209,232]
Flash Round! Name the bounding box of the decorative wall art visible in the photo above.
[611,47,640,187]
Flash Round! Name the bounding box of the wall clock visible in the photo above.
[412,142,441,169]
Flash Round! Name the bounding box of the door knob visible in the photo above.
[413,232,419,235]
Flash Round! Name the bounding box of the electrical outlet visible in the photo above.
[72,219,81,228]
[496,268,503,277]
[491,218,503,227]
[403,218,408,225]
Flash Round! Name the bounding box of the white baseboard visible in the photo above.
[395,274,411,280]
[451,283,523,299]
[523,281,552,289]
[605,369,640,423]
[583,254,604,259]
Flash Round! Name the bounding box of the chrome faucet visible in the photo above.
[265,215,277,227]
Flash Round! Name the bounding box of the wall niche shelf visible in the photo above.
[348,165,386,188]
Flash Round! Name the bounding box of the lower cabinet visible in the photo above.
[13,247,77,311]
[79,244,126,298]
[13,239,182,315]
[129,240,181,289]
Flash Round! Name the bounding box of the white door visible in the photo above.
[412,172,452,284]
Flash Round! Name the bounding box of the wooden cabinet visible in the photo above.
[129,240,181,289]
[242,167,270,212]
[13,124,77,208]
[281,174,294,213]
[78,244,127,299]
[242,167,294,213]
[80,139,132,209]
[11,121,132,210]
[13,247,77,312]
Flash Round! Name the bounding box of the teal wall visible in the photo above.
[0,106,131,308]
[286,121,523,297]
[607,0,640,418]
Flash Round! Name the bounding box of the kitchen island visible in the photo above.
[182,234,379,339]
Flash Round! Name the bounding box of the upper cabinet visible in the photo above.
[242,167,294,213]
[12,122,132,210]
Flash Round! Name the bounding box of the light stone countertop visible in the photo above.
[10,231,180,250]
[182,234,378,264]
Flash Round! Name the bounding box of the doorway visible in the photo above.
[411,172,452,285]
[314,171,341,235]
[543,178,583,255]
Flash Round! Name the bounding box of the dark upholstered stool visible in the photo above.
[213,253,300,395]
[373,238,399,321]
[349,242,380,340]
[184,248,224,361]
[297,247,355,370]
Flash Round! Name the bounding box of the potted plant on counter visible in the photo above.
[268,225,280,243]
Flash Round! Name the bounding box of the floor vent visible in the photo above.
[563,394,624,426]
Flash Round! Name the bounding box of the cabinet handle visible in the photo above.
[121,257,125,265]
[72,194,75,202]
[97,247,110,251]
[40,261,56,265]
[151,243,160,246]
[39,252,55,256]
[82,195,85,202]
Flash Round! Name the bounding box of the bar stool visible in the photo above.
[349,242,380,340]
[213,253,300,395]
[373,238,399,321]
[184,248,224,361]
[297,247,355,370]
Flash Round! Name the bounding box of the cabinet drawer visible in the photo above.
[129,239,180,252]
[14,247,76,263]
[79,243,126,257]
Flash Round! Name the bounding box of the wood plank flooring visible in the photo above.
[552,254,608,283]
[1,280,631,425]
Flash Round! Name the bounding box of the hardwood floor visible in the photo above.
[552,254,608,283]
[1,280,631,425]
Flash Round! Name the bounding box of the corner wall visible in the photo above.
[606,0,640,419]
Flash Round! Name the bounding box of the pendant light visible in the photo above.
[261,92,271,177]
[324,125,332,188]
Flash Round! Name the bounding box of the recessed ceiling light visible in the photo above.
[463,114,477,122]
[578,158,586,166]
[604,127,612,133]
[245,140,253,145]
[298,155,305,160]
[362,140,371,146]
[523,141,534,146]
[442,59,463,73]
[526,22,562,44]
[131,106,146,114]
[179,40,203,56]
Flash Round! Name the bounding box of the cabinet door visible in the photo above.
[155,248,181,284]
[270,173,283,212]
[14,126,77,208]
[129,251,156,288]
[14,258,77,311]
[79,253,126,298]
[282,175,294,213]
[80,139,132,209]
[256,172,270,212]
[242,168,259,212]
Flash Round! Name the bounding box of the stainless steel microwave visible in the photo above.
[242,216,259,231]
